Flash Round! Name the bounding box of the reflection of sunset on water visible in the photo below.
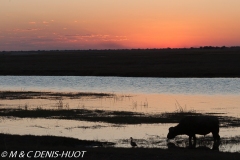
[1,88,240,152]
[1,93,240,117]
[1,114,240,152]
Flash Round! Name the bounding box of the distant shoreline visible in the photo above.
[1,48,240,77]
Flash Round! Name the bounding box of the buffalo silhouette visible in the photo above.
[167,116,220,146]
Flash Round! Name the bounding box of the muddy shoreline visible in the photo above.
[1,48,240,77]
[1,134,240,160]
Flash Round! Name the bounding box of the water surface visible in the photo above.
[1,76,240,95]
[0,76,240,152]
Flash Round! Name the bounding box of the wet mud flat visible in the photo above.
[1,48,240,77]
[1,91,240,158]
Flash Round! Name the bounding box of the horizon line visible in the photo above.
[1,46,240,52]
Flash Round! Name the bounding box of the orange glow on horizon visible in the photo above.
[1,0,240,51]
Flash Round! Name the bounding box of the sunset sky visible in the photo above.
[1,0,240,51]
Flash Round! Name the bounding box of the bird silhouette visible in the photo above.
[130,137,137,147]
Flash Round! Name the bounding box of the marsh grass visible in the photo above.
[131,99,148,110]
[174,100,196,113]
[168,136,240,152]
[0,91,114,100]
[36,105,43,110]
[0,108,239,127]
[28,125,49,129]
[219,136,240,152]
[65,125,108,130]
[132,101,138,109]
[56,99,64,109]
[55,99,69,110]
[17,103,30,110]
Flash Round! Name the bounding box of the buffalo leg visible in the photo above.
[193,135,197,146]
[189,135,196,148]
[188,136,192,146]
[212,141,220,151]
[212,132,220,142]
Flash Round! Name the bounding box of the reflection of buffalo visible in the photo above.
[167,116,220,146]
[167,142,219,151]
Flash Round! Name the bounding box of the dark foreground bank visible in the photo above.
[1,134,240,160]
[1,48,240,77]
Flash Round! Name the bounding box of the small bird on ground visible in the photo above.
[130,137,137,147]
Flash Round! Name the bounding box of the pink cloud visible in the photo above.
[12,28,42,32]
[29,22,36,24]
[64,34,127,42]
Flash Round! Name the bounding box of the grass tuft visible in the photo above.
[174,100,196,113]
